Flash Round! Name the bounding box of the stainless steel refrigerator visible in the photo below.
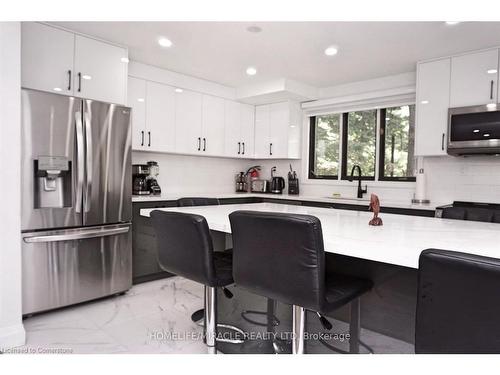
[21,88,132,315]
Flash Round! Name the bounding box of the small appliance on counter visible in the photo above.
[146,161,161,195]
[235,172,248,193]
[251,179,269,193]
[288,164,299,195]
[270,166,285,194]
[132,164,150,195]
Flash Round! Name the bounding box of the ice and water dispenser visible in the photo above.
[33,156,72,208]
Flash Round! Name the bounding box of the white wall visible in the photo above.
[132,152,253,194]
[424,156,500,204]
[0,22,25,348]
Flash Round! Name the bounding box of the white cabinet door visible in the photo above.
[415,58,451,156]
[254,105,271,158]
[269,102,290,158]
[450,49,499,107]
[74,35,128,105]
[175,89,202,154]
[127,77,147,150]
[21,23,75,95]
[202,95,225,156]
[240,103,255,158]
[146,81,176,153]
[224,100,241,157]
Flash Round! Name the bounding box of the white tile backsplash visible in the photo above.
[133,151,500,205]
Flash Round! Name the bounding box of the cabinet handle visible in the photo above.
[441,133,445,151]
[197,137,201,151]
[148,131,151,147]
[77,72,82,92]
[67,70,72,91]
[490,80,494,100]
[203,138,206,151]
[141,131,144,146]
[238,142,241,155]
[269,143,273,156]
[242,142,245,155]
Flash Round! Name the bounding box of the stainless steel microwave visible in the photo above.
[447,104,500,156]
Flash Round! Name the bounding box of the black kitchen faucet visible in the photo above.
[348,164,368,199]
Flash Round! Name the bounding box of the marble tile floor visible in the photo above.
[18,277,414,354]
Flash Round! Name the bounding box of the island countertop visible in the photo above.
[140,202,500,269]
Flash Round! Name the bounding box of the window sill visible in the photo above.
[302,178,416,189]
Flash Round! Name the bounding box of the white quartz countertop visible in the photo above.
[133,192,442,211]
[140,202,500,269]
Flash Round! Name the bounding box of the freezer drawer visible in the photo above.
[22,223,132,315]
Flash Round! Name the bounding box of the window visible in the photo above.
[308,104,416,182]
[341,110,377,180]
[379,105,416,181]
[308,115,341,179]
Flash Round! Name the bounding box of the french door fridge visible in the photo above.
[21,88,132,315]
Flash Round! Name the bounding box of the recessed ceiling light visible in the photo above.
[158,37,173,48]
[486,103,497,110]
[445,21,460,25]
[420,100,429,105]
[121,57,129,63]
[246,67,257,76]
[484,133,491,137]
[487,69,497,74]
[246,25,262,33]
[175,88,183,93]
[137,98,145,103]
[53,87,62,92]
[473,129,480,133]
[82,75,92,80]
[324,46,338,56]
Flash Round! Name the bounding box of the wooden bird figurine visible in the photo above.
[368,193,383,226]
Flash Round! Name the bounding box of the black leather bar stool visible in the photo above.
[151,210,244,353]
[177,197,220,324]
[416,249,500,353]
[229,210,373,354]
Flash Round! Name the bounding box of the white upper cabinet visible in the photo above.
[21,22,128,105]
[21,22,75,95]
[255,101,302,159]
[254,105,271,158]
[415,58,451,156]
[146,81,176,153]
[127,77,147,150]
[224,101,255,158]
[202,95,225,156]
[450,49,499,107]
[175,89,203,154]
[74,35,128,105]
[239,103,255,158]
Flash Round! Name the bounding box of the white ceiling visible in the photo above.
[52,22,500,88]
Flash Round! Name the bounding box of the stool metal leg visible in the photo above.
[204,286,217,353]
[292,305,306,354]
[349,298,360,354]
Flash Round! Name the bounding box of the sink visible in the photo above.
[322,196,370,202]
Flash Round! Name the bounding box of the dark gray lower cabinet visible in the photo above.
[132,200,176,284]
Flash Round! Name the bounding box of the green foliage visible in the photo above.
[312,105,415,179]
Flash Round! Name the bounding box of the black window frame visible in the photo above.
[308,115,340,180]
[378,107,416,182]
[340,112,376,181]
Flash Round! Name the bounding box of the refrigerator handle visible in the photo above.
[23,225,130,243]
[84,110,93,213]
[75,111,84,213]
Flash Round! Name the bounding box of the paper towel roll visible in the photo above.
[414,169,427,201]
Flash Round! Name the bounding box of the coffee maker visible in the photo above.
[132,164,150,195]
[146,161,161,195]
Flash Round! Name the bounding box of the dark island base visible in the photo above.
[215,254,417,354]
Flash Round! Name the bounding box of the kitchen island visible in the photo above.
[140,203,500,353]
